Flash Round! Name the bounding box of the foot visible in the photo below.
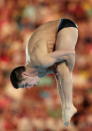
[62,106,77,126]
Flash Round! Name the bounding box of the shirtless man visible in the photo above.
[10,18,78,126]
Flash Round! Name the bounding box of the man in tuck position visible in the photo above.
[10,18,78,126]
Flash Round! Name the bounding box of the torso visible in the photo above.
[26,19,61,67]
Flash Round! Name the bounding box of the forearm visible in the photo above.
[49,50,75,63]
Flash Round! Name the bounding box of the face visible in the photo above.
[18,69,40,88]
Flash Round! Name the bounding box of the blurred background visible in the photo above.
[0,0,92,131]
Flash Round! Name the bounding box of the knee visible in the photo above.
[65,54,75,72]
[56,62,70,78]
[56,54,75,76]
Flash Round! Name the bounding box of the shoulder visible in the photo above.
[32,19,60,36]
[28,19,61,44]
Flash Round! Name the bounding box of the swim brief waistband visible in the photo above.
[57,18,78,32]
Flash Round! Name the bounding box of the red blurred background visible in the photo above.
[0,0,92,131]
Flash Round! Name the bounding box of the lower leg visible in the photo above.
[57,63,74,107]
[55,74,66,123]
[55,74,65,109]
[56,62,77,125]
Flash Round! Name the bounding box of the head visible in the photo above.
[10,66,40,89]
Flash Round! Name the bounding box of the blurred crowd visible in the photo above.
[0,0,92,131]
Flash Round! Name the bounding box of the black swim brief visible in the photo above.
[57,18,78,33]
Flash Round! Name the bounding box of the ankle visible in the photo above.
[65,104,76,109]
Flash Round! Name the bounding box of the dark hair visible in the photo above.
[10,66,25,89]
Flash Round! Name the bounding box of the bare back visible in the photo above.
[27,19,60,66]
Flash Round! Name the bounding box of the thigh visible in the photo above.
[56,18,78,51]
[55,27,78,51]
[55,27,78,71]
